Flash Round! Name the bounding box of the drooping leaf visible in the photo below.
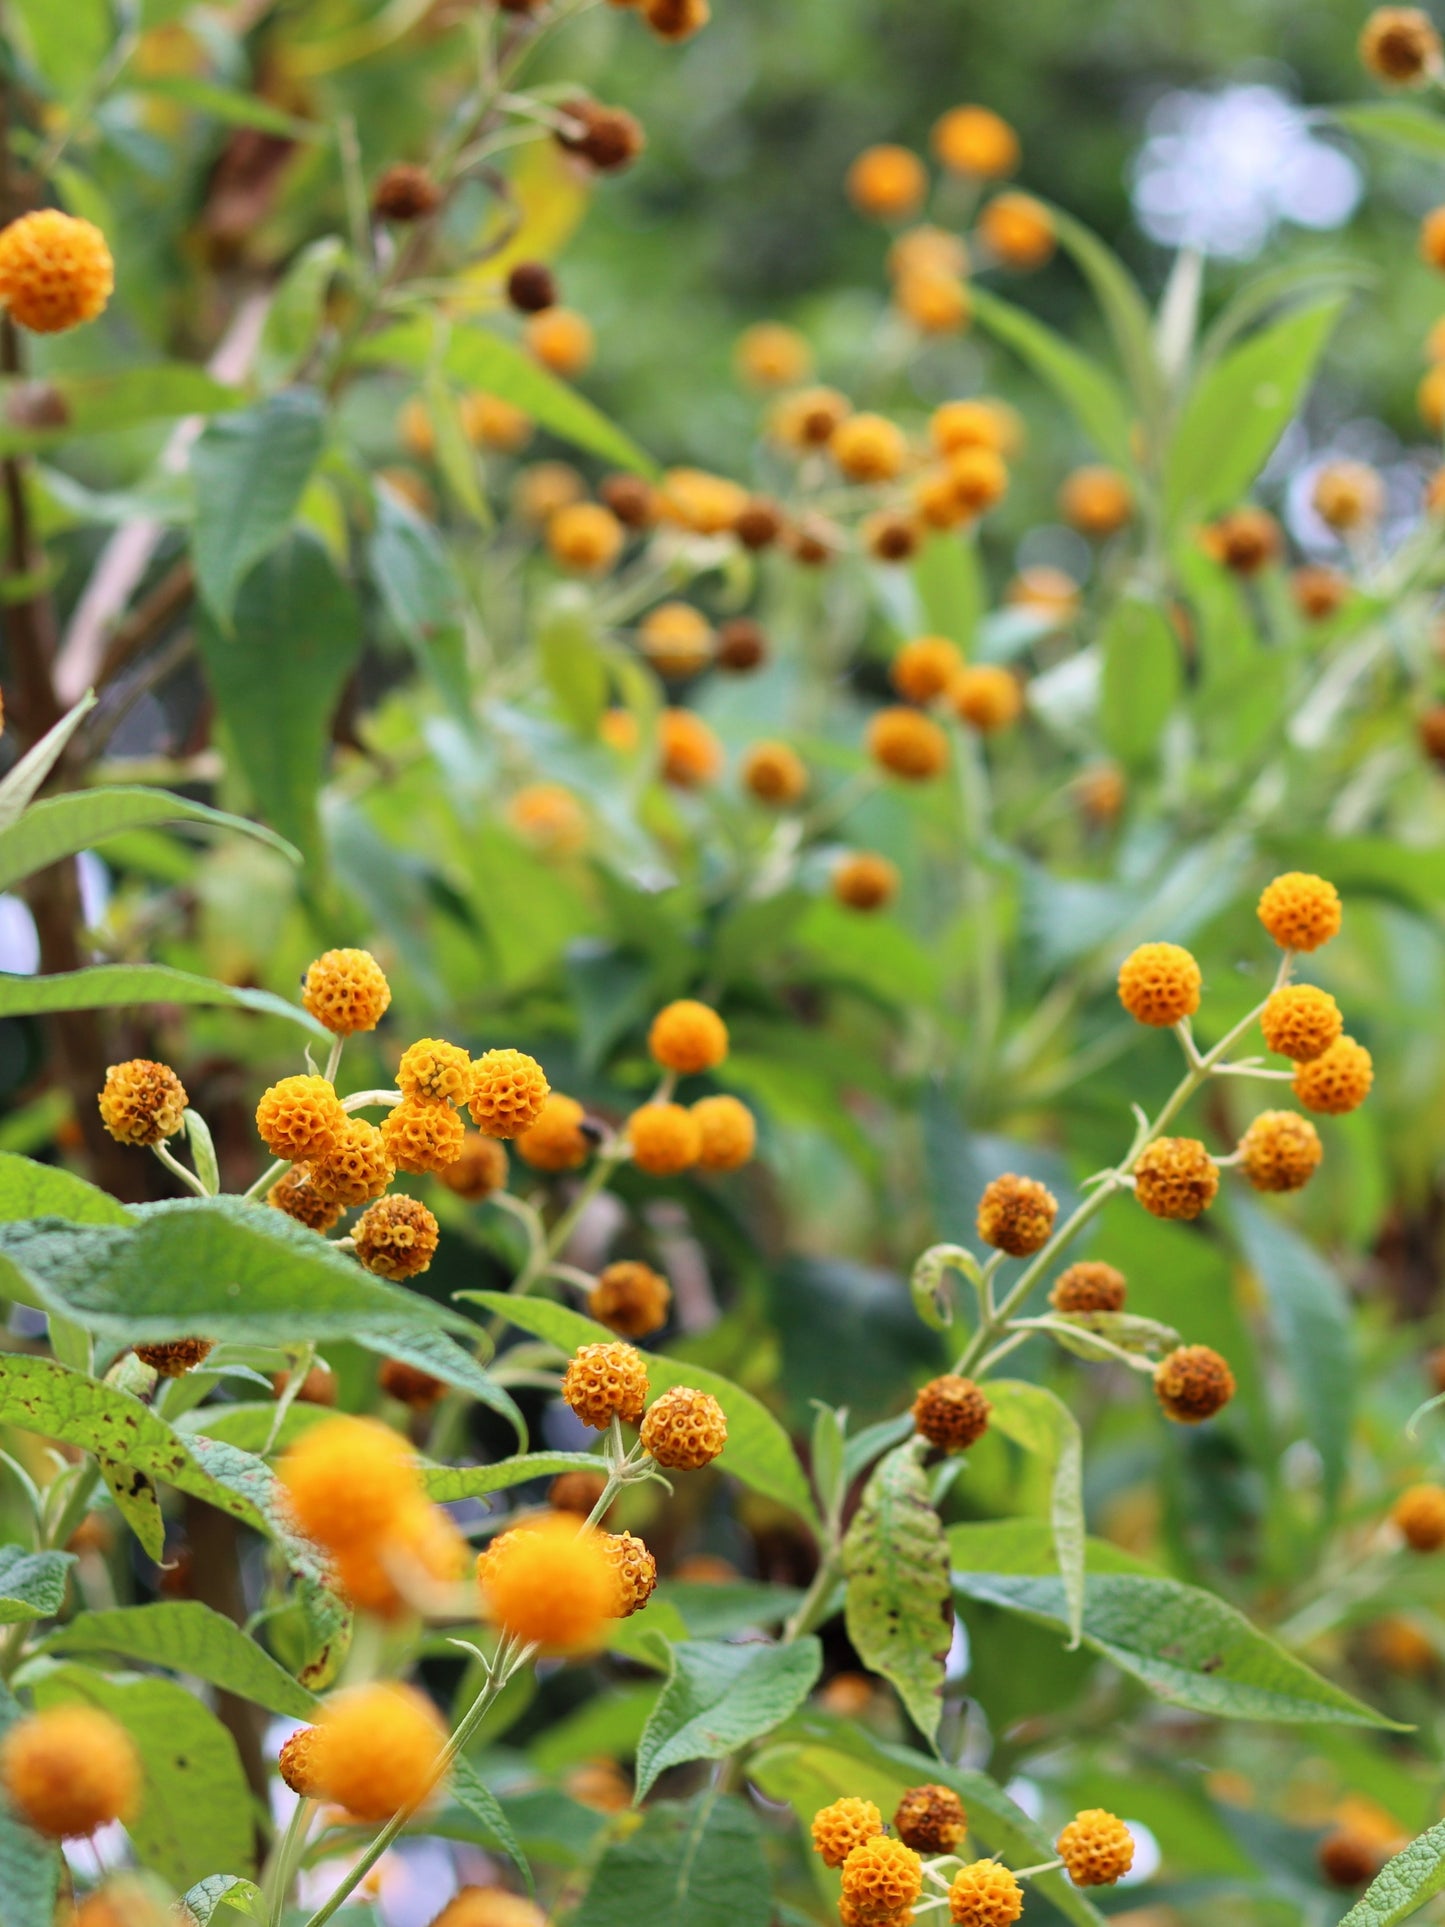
[947,1517,1158,1578]
[450,1755,534,1895]
[1164,297,1345,526]
[1334,101,1445,160]
[575,1789,772,1927]
[0,693,96,831]
[0,1546,73,1626]
[635,1637,822,1800]
[197,531,362,863]
[257,238,348,388]
[1099,598,1181,770]
[421,1451,603,1503]
[841,1441,952,1744]
[34,1667,254,1892]
[984,1381,1086,1646]
[358,320,656,475]
[1338,1818,1445,1927]
[1047,204,1164,425]
[539,595,610,735]
[128,77,324,141]
[0,1200,473,1345]
[352,1325,523,1444]
[968,284,1133,465]
[467,1293,820,1532]
[0,1152,133,1227]
[1230,1194,1353,1512]
[0,369,241,458]
[0,787,298,896]
[0,964,327,1037]
[910,534,983,652]
[39,1601,316,1718]
[0,1678,60,1927]
[951,1572,1400,1726]
[191,390,327,622]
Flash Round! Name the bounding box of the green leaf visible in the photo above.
[576,1789,772,1927]
[0,1547,73,1625]
[421,1451,602,1503]
[1198,258,1375,373]
[539,595,610,735]
[947,1518,1158,1578]
[1164,297,1345,526]
[0,1199,472,1344]
[984,1382,1085,1647]
[354,1326,523,1444]
[968,284,1133,466]
[358,320,657,476]
[841,1441,951,1743]
[192,390,327,623]
[127,78,324,140]
[179,1876,267,1925]
[452,1754,535,1894]
[39,1601,316,1719]
[910,534,983,651]
[1338,1818,1445,1927]
[1230,1195,1352,1513]
[951,1572,1402,1726]
[0,787,299,896]
[0,369,241,458]
[0,964,327,1037]
[1047,204,1164,425]
[0,1679,59,1927]
[0,693,95,831]
[197,532,363,861]
[0,1151,133,1227]
[34,1667,253,1892]
[635,1637,822,1800]
[1333,100,1445,159]
[258,238,348,388]
[1099,598,1181,769]
[10,0,111,100]
[466,1292,821,1532]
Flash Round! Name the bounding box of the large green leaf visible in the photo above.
[753,1711,1108,1927]
[635,1637,822,1799]
[0,964,327,1037]
[0,368,241,457]
[467,1293,820,1532]
[947,1518,1156,1578]
[0,1152,133,1227]
[951,1572,1400,1726]
[576,1790,772,1927]
[910,534,983,651]
[1099,598,1181,769]
[1164,297,1344,525]
[0,1679,59,1927]
[1048,204,1164,424]
[1333,101,1445,160]
[422,1450,602,1503]
[354,1325,523,1444]
[198,530,362,862]
[1230,1195,1352,1513]
[358,320,656,475]
[0,1547,73,1626]
[841,1441,951,1744]
[984,1382,1085,1646]
[0,1199,472,1344]
[0,788,298,896]
[34,1667,254,1892]
[968,284,1133,465]
[258,238,348,388]
[191,389,327,622]
[10,0,111,100]
[1338,1820,1445,1927]
[39,1601,315,1719]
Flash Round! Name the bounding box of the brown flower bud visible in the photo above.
[372,164,441,223]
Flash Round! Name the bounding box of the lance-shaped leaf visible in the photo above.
[0,788,298,896]
[984,1381,1086,1647]
[0,1679,59,1927]
[952,1572,1401,1727]
[450,1755,534,1895]
[192,389,326,622]
[841,1441,951,1744]
[968,284,1133,465]
[38,1601,316,1719]
[1338,1819,1445,1927]
[422,1451,604,1503]
[575,1789,772,1927]
[0,965,326,1037]
[635,1637,822,1800]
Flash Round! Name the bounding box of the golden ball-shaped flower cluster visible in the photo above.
[1239,1110,1324,1193]
[589,1260,672,1338]
[979,191,1055,269]
[352,1194,440,1279]
[0,210,114,334]
[640,1384,729,1469]
[280,1415,418,1554]
[382,1095,466,1175]
[639,602,713,679]
[309,1117,394,1207]
[563,1342,651,1430]
[397,1038,473,1105]
[517,1092,593,1171]
[600,1529,658,1615]
[548,501,623,573]
[1050,1261,1127,1315]
[256,1075,347,1164]
[1260,984,1343,1062]
[649,998,729,1074]
[278,1724,324,1798]
[892,635,964,704]
[1362,6,1442,82]
[429,1889,547,1927]
[742,740,808,807]
[267,1167,344,1233]
[692,1093,756,1171]
[847,145,929,222]
[1057,1809,1135,1886]
[506,782,589,856]
[1313,461,1385,531]
[948,1860,1024,1927]
[1117,942,1202,1027]
[0,1705,140,1837]
[977,1173,1058,1256]
[913,1374,991,1453]
[1201,506,1282,575]
[811,1796,884,1867]
[895,1782,968,1854]
[868,705,950,780]
[933,104,1019,178]
[1155,1344,1236,1424]
[735,320,813,388]
[1393,1482,1445,1552]
[98,1058,188,1146]
[526,306,594,377]
[834,851,900,912]
[1133,1137,1219,1220]
[1059,465,1133,538]
[840,1834,924,1922]
[313,1682,447,1821]
[951,664,1022,732]
[440,1132,510,1200]
[1292,1036,1374,1115]
[629,1101,703,1175]
[1257,872,1342,952]
[469,1048,551,1138]
[302,948,392,1034]
[660,707,725,787]
[479,1514,620,1650]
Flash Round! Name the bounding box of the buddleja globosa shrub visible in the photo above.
[8,0,1445,1923]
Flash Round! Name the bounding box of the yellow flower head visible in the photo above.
[0,1706,140,1838]
[0,210,113,334]
[479,1514,621,1649]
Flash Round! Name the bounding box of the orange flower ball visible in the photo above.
[628,1102,703,1175]
[515,1093,592,1172]
[692,1093,756,1171]
[525,306,594,376]
[312,1683,447,1822]
[659,707,725,787]
[892,635,964,705]
[951,663,1022,732]
[846,145,929,222]
[1257,872,1342,952]
[479,1515,621,1649]
[831,411,910,483]
[734,320,813,388]
[867,705,950,780]
[0,210,113,334]
[649,998,728,1074]
[932,104,1019,177]
[1116,941,1202,1027]
[0,1706,140,1837]
[1060,464,1134,538]
[979,191,1055,270]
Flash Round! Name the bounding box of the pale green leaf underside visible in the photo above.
[841,1441,952,1743]
[635,1636,822,1799]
